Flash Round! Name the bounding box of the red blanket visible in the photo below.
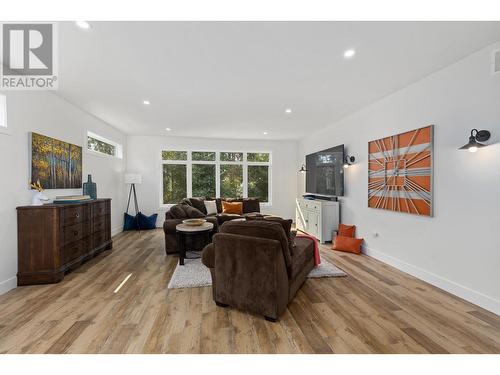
[296,233,321,266]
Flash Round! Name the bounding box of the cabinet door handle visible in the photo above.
[75,212,80,218]
[74,231,79,236]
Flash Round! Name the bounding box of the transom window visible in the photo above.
[0,95,7,132]
[161,151,271,205]
[87,131,123,158]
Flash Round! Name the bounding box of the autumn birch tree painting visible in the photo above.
[31,133,83,189]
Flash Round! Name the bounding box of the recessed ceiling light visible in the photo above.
[165,128,172,131]
[143,100,150,105]
[263,131,268,135]
[344,49,356,58]
[75,21,91,30]
[285,108,292,114]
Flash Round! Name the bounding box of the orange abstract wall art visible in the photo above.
[368,125,433,216]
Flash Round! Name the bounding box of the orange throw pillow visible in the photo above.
[332,235,363,254]
[222,201,243,215]
[338,224,356,238]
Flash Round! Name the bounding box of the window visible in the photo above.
[248,165,269,202]
[161,151,271,206]
[220,152,244,162]
[162,151,188,161]
[192,164,216,197]
[163,164,187,204]
[220,164,243,198]
[87,131,122,158]
[192,151,215,161]
[247,152,269,162]
[0,95,7,133]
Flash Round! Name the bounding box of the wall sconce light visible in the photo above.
[459,129,491,152]
[343,155,355,169]
[299,164,307,173]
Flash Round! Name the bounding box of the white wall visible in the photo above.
[126,136,298,221]
[299,42,500,314]
[0,91,126,295]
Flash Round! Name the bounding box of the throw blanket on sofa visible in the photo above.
[296,233,321,266]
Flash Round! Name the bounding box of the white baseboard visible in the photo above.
[0,276,17,296]
[362,246,500,315]
[111,226,123,237]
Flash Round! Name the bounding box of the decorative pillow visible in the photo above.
[338,224,356,238]
[137,212,158,230]
[243,198,260,214]
[183,205,205,218]
[204,200,217,215]
[189,197,207,215]
[222,201,243,215]
[332,235,363,254]
[169,204,187,219]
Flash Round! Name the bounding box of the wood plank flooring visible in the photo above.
[0,229,499,353]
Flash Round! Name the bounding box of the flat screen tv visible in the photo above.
[305,144,344,197]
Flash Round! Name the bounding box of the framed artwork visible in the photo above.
[368,125,433,216]
[30,132,83,189]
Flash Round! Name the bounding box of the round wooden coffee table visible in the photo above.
[176,222,214,265]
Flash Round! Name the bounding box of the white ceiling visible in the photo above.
[58,21,500,140]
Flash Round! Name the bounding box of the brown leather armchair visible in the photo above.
[201,220,315,321]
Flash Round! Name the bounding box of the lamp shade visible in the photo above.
[124,173,142,184]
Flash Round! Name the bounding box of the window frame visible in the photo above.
[0,94,10,136]
[86,131,123,159]
[160,150,272,208]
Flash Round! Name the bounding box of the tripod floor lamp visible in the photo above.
[124,173,142,231]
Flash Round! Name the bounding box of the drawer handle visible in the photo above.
[75,212,80,218]
[74,230,79,236]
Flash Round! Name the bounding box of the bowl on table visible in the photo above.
[182,218,207,226]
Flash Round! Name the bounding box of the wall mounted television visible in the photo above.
[305,144,344,197]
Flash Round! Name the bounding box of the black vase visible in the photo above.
[83,174,97,199]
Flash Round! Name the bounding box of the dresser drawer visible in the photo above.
[92,215,106,233]
[92,202,107,218]
[62,237,90,264]
[93,230,107,248]
[62,205,87,226]
[63,222,87,245]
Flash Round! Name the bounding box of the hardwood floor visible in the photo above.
[0,229,499,354]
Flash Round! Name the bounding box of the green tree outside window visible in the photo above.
[220,164,243,198]
[248,165,269,202]
[192,164,216,198]
[163,164,187,204]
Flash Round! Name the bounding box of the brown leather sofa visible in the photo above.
[201,220,315,321]
[163,197,263,255]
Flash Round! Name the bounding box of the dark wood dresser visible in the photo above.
[17,198,113,285]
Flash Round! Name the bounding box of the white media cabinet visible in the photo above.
[295,197,340,243]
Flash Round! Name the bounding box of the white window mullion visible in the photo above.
[215,152,221,198]
[243,153,248,198]
[187,151,192,197]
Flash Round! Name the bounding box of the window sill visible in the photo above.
[85,149,122,160]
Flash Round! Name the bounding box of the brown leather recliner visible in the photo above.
[201,220,315,321]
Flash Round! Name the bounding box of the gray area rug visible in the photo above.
[167,256,347,289]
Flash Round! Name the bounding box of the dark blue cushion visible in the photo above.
[123,213,138,231]
[137,212,158,230]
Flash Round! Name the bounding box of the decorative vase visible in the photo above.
[83,174,97,199]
